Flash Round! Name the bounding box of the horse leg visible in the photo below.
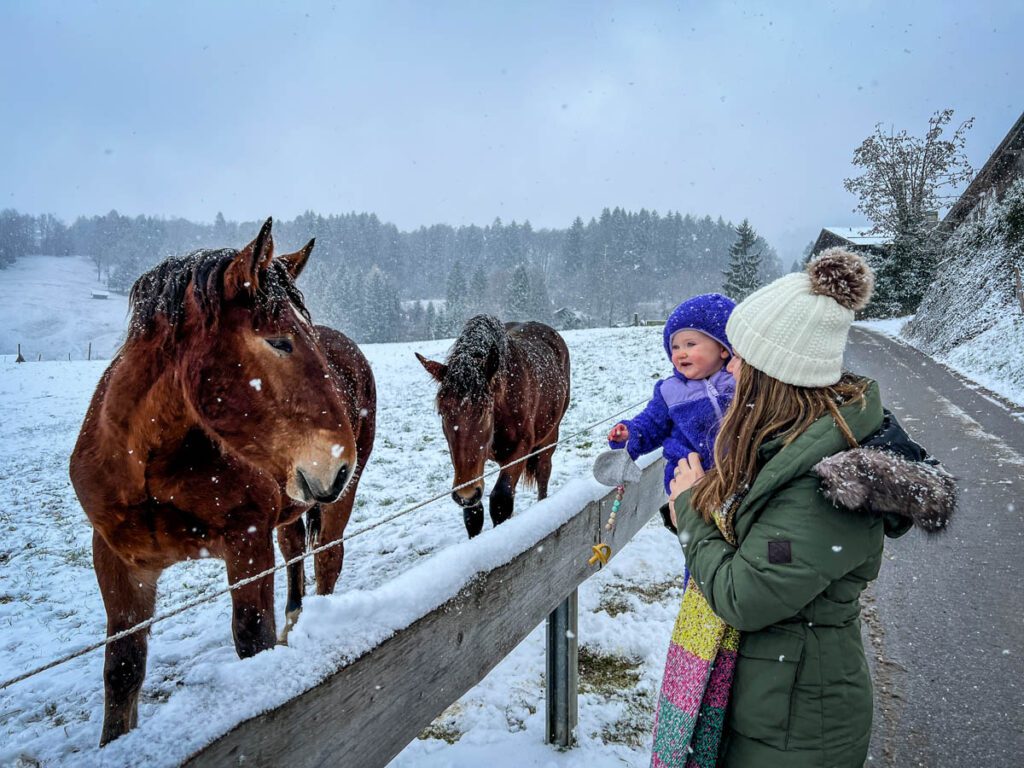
[464,503,485,538]
[489,461,525,528]
[224,526,276,658]
[276,517,306,645]
[93,530,158,746]
[534,437,557,501]
[313,483,359,596]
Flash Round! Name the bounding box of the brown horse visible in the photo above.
[69,219,375,745]
[416,315,570,538]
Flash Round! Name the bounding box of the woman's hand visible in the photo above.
[668,452,705,526]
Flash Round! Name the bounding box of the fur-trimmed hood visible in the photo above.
[814,411,956,537]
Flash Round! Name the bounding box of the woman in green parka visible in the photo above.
[666,249,955,767]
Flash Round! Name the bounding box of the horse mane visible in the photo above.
[440,314,509,403]
[127,248,310,340]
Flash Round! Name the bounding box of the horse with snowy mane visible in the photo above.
[416,315,570,538]
[69,219,375,745]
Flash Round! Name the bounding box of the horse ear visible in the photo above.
[279,238,315,281]
[226,217,274,299]
[415,352,447,382]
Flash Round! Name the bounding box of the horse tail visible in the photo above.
[305,505,322,548]
[521,454,539,491]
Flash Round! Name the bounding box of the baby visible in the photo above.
[608,293,736,496]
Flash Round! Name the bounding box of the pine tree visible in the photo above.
[361,266,401,342]
[445,259,468,334]
[469,264,488,316]
[425,302,438,340]
[563,216,585,280]
[504,264,532,321]
[408,300,426,341]
[722,219,763,301]
[527,268,553,321]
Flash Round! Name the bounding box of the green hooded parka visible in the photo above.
[675,380,954,767]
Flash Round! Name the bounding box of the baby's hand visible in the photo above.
[608,423,630,443]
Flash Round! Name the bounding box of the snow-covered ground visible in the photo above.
[857,316,1024,409]
[0,255,129,362]
[0,259,685,767]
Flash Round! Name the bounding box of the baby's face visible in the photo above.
[670,330,729,380]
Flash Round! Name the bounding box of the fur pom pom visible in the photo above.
[807,248,875,311]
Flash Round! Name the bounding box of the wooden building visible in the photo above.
[809,226,890,258]
[943,110,1024,230]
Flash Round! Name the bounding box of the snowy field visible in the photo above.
[0,297,684,767]
[0,255,129,362]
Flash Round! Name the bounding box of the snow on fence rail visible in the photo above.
[183,458,666,768]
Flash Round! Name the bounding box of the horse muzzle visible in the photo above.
[452,485,483,508]
[289,458,354,505]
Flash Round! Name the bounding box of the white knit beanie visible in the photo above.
[725,248,875,387]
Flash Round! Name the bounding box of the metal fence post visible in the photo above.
[545,587,578,747]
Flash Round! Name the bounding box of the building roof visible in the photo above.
[943,110,1024,229]
[821,226,890,246]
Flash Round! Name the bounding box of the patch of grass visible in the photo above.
[620,577,684,604]
[504,692,538,732]
[597,594,632,618]
[578,645,642,694]
[418,703,463,744]
[63,546,91,568]
[597,576,684,618]
[578,646,655,747]
[601,693,655,748]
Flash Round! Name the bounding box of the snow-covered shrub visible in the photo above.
[904,178,1024,352]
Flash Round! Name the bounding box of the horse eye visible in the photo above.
[266,337,293,354]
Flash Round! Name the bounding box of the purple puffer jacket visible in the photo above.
[610,367,735,493]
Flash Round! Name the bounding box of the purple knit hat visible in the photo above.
[662,293,736,359]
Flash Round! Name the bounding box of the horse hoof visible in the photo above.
[278,608,302,646]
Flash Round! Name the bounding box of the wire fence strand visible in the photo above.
[0,397,648,692]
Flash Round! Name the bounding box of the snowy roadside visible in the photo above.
[0,325,684,768]
[856,316,1024,410]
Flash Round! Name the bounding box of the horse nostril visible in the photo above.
[452,487,482,507]
[295,469,314,502]
[326,463,350,500]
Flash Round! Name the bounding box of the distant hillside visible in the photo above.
[0,255,129,361]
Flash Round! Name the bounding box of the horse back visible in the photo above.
[315,325,376,468]
[503,321,571,425]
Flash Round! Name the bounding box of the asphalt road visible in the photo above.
[846,328,1024,768]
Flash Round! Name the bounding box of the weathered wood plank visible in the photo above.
[185,460,666,768]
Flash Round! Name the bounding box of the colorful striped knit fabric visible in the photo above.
[650,577,740,767]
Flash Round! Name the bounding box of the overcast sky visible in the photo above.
[2,0,1021,261]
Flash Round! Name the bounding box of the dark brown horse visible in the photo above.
[69,219,375,745]
[416,315,570,537]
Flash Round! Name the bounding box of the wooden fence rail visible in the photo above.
[184,458,666,768]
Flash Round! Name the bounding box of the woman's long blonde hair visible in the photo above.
[691,364,870,523]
